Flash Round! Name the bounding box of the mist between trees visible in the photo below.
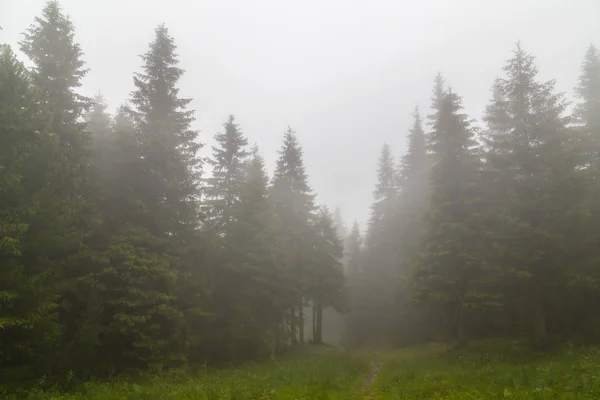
[1,0,600,392]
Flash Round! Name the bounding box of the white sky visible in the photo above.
[2,0,599,228]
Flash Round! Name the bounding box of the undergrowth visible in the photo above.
[4,348,368,400]
[372,339,600,399]
[8,340,600,399]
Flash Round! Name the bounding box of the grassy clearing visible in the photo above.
[371,340,600,399]
[15,348,369,400]
[12,340,600,399]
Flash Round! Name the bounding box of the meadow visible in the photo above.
[368,340,600,399]
[13,348,369,400]
[9,341,600,399]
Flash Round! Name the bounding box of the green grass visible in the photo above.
[12,340,600,399]
[17,348,369,400]
[370,339,600,399]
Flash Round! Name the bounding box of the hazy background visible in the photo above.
[2,0,599,227]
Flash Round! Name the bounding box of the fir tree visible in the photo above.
[309,206,345,344]
[482,44,587,348]
[344,218,377,348]
[426,73,446,140]
[87,93,114,227]
[396,107,430,270]
[393,107,431,346]
[19,0,97,376]
[360,144,399,346]
[399,107,429,205]
[332,206,348,242]
[575,45,600,144]
[365,144,397,249]
[270,127,316,343]
[205,115,249,235]
[0,44,59,383]
[109,23,203,369]
[20,1,90,135]
[128,24,202,237]
[345,221,363,275]
[574,44,600,341]
[414,89,484,347]
[87,94,112,138]
[216,145,287,359]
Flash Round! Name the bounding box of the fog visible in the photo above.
[2,0,599,226]
[4,1,600,393]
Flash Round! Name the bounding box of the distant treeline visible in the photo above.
[1,0,600,394]
[344,43,600,351]
[1,1,344,390]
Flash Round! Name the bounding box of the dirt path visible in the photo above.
[361,361,382,399]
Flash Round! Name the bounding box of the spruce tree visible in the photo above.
[332,206,348,242]
[0,45,59,384]
[345,221,363,275]
[87,94,114,227]
[344,219,376,348]
[205,115,249,235]
[426,73,446,140]
[217,145,287,359]
[19,0,97,375]
[399,107,429,207]
[129,24,202,237]
[332,206,350,267]
[482,44,587,348]
[394,107,431,346]
[85,93,113,147]
[396,107,430,270]
[365,144,397,249]
[343,220,364,339]
[575,44,600,151]
[270,127,316,343]
[574,45,600,331]
[360,144,399,346]
[20,1,90,135]
[108,24,203,369]
[309,206,345,344]
[414,89,484,347]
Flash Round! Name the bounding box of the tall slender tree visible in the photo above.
[270,127,316,344]
[345,221,363,275]
[482,44,587,348]
[0,44,59,384]
[105,24,203,369]
[205,115,249,235]
[309,206,345,345]
[573,44,600,340]
[426,73,446,142]
[129,24,202,238]
[396,107,430,268]
[357,144,399,346]
[414,89,484,347]
[399,107,429,206]
[575,44,600,152]
[19,0,97,375]
[393,107,432,346]
[207,145,286,360]
[365,144,397,249]
[332,206,348,242]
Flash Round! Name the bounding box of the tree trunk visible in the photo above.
[290,307,297,344]
[316,303,323,344]
[532,296,547,350]
[298,301,304,344]
[456,302,468,348]
[312,301,316,343]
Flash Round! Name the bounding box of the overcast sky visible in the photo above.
[2,0,599,229]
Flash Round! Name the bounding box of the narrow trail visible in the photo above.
[361,361,382,399]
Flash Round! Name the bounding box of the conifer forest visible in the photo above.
[1,1,600,398]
